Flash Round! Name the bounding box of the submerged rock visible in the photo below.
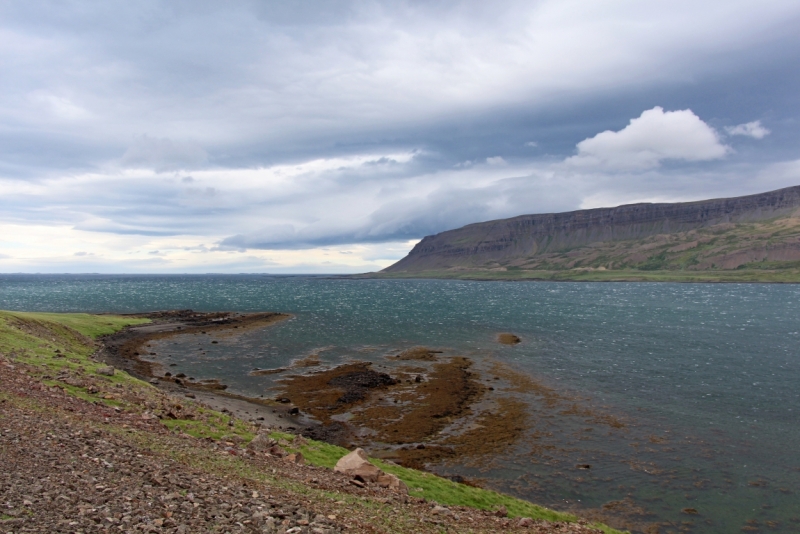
[497,333,521,345]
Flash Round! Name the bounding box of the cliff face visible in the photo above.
[384,185,800,273]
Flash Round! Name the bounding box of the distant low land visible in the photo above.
[363,185,800,282]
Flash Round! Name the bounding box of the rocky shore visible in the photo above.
[0,309,618,533]
[99,310,300,431]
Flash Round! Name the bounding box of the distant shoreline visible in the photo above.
[348,268,800,283]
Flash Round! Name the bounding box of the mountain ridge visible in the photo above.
[380,185,800,279]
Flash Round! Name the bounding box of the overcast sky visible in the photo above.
[2,0,800,273]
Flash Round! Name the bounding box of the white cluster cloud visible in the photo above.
[725,120,771,139]
[566,107,729,170]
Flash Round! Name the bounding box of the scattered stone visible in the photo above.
[494,504,508,517]
[518,517,535,527]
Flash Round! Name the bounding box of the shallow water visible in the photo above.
[1,274,798,532]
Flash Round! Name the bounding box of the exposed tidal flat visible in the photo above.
[1,274,799,533]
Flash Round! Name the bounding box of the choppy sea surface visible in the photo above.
[1,274,798,532]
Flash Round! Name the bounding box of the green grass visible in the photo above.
[161,413,256,442]
[5,311,149,338]
[284,434,622,532]
[0,310,161,414]
[0,311,150,391]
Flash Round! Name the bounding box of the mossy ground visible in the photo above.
[0,309,623,533]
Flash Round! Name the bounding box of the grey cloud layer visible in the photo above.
[2,1,800,266]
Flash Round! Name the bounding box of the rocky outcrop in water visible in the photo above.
[383,185,800,273]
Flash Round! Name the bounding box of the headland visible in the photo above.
[362,185,800,282]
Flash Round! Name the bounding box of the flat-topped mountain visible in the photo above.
[381,185,800,280]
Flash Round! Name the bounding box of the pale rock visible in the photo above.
[334,448,382,483]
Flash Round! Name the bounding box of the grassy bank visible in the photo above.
[356,268,800,283]
[0,310,623,533]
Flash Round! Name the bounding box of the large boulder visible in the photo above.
[334,448,382,483]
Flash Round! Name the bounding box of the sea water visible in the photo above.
[1,274,798,532]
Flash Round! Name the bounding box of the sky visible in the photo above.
[2,0,800,274]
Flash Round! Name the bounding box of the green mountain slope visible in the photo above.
[372,186,800,282]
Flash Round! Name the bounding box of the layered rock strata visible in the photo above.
[384,185,800,272]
